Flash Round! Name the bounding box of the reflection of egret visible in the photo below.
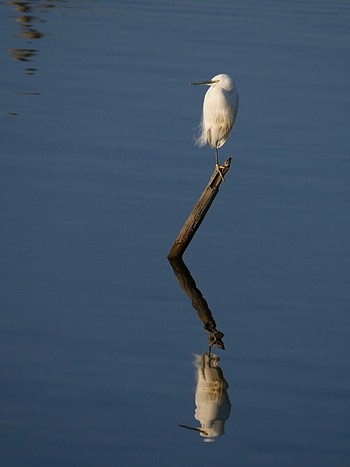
[179,353,231,442]
[191,73,239,175]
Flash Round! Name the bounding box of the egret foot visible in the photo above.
[215,163,225,181]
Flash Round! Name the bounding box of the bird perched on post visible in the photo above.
[191,73,239,178]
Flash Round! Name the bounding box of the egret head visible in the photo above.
[191,73,234,92]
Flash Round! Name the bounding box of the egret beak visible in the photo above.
[178,424,209,436]
[190,79,219,86]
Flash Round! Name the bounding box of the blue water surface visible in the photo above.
[1,1,349,466]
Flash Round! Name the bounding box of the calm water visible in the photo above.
[1,1,350,466]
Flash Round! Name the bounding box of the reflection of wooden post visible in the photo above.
[168,158,232,259]
[168,258,225,350]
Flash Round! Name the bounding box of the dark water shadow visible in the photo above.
[6,1,66,77]
[6,1,45,75]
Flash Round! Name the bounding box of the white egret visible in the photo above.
[191,73,239,176]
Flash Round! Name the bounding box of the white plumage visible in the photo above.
[192,73,239,170]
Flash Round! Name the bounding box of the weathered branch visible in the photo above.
[167,158,232,259]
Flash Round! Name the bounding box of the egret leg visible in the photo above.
[214,147,225,181]
[215,147,219,166]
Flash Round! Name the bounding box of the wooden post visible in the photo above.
[167,158,232,259]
